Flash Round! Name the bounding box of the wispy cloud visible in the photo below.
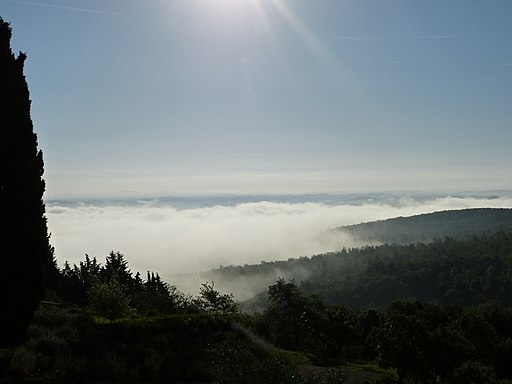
[7,0,120,15]
[327,34,454,41]
[380,60,415,65]
[392,35,454,40]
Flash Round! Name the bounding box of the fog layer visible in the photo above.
[46,194,512,280]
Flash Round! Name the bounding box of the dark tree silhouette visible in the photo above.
[0,18,55,349]
[102,251,133,291]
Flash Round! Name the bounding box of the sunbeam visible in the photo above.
[268,0,329,61]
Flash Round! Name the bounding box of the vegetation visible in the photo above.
[196,282,239,314]
[234,229,512,312]
[192,208,512,309]
[335,208,512,245]
[56,251,196,317]
[1,222,512,382]
[252,280,512,383]
[2,254,349,383]
[0,17,57,362]
[88,278,130,322]
[6,263,512,383]
[4,209,512,382]
[302,231,512,308]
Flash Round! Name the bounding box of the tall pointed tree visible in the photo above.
[0,18,55,348]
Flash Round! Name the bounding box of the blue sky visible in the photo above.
[2,0,512,198]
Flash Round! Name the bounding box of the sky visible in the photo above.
[1,0,511,198]
[2,1,512,277]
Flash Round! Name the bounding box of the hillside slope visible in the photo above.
[334,207,512,245]
[302,231,512,308]
[172,208,512,307]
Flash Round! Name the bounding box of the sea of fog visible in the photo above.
[46,191,512,289]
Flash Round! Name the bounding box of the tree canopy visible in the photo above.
[0,18,55,349]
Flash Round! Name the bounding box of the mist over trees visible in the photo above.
[0,18,56,350]
[7,229,512,382]
[187,209,512,307]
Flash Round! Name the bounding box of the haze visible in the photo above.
[47,194,512,278]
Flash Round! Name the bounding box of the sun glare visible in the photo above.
[205,0,253,9]
[164,0,338,76]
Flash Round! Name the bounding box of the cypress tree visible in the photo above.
[0,18,55,348]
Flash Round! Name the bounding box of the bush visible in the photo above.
[88,278,130,322]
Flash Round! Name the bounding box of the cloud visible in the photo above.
[9,0,119,15]
[47,201,355,274]
[47,195,512,299]
[46,194,512,293]
[327,34,454,42]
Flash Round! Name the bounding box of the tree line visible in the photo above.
[335,207,512,245]
[253,278,512,383]
[12,252,512,383]
[50,251,238,320]
[302,231,512,308]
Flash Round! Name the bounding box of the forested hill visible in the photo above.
[173,208,512,305]
[334,207,512,245]
[302,231,512,308]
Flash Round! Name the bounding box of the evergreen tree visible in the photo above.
[0,18,55,348]
[102,251,132,291]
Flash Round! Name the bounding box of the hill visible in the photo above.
[301,230,512,308]
[169,208,512,309]
[334,207,512,245]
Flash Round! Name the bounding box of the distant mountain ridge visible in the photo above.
[334,207,512,245]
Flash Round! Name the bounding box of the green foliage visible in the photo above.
[204,209,512,310]
[336,208,512,245]
[58,252,197,316]
[368,301,512,383]
[102,251,133,288]
[371,301,433,383]
[196,281,239,314]
[257,279,326,352]
[19,223,512,383]
[59,254,101,305]
[10,288,512,383]
[248,278,512,383]
[302,231,512,308]
[88,278,129,322]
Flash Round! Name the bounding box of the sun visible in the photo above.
[187,0,268,29]
[164,0,335,72]
[216,0,263,15]
[216,0,254,4]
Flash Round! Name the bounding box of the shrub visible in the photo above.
[88,278,130,322]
